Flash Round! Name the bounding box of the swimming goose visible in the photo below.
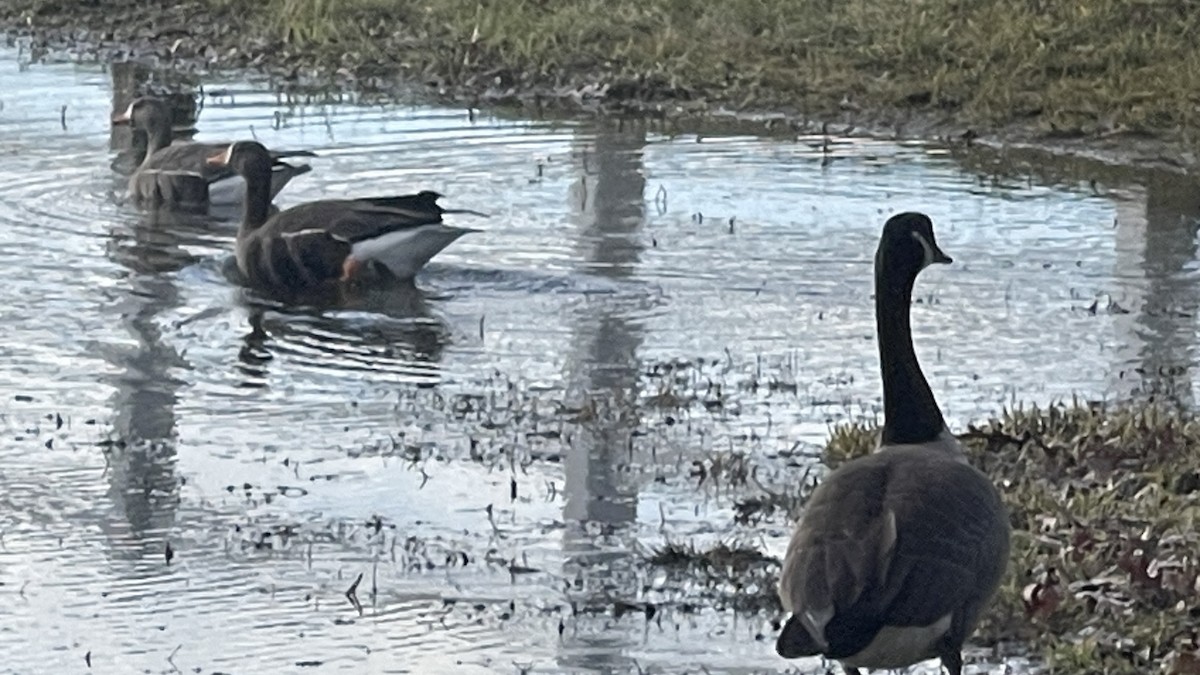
[776,213,1010,675]
[111,96,315,211]
[207,140,483,293]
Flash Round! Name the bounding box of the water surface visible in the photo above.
[1,44,1198,674]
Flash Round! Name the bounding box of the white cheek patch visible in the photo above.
[221,144,234,164]
[911,230,936,267]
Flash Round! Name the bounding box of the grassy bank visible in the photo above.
[6,0,1200,148]
[252,0,1200,133]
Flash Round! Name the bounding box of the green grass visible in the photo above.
[198,0,1200,137]
[828,401,1200,674]
[8,0,1200,139]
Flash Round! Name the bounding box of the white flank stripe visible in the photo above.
[349,224,477,280]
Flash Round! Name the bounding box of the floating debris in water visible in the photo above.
[345,572,364,616]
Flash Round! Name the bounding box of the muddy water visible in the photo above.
[0,43,1198,674]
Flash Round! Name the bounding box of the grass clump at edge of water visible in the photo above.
[194,0,1200,139]
[8,0,1200,156]
[825,400,1200,675]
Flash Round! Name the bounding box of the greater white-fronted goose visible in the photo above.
[207,140,483,293]
[111,96,315,212]
[776,213,1010,675]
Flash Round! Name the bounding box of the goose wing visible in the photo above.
[128,169,210,212]
[145,143,238,183]
[237,225,351,290]
[145,143,318,184]
[266,191,446,242]
[778,448,1007,661]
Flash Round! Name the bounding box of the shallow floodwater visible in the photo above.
[1,43,1199,674]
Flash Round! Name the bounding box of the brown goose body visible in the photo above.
[776,213,1010,675]
[112,97,315,212]
[208,141,483,294]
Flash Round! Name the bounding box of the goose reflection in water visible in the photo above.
[233,279,453,389]
[104,209,230,276]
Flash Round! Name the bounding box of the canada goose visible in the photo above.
[776,213,1010,675]
[111,96,315,211]
[206,140,484,293]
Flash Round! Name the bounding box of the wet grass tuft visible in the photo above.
[645,540,783,614]
[648,540,776,575]
[824,400,1200,675]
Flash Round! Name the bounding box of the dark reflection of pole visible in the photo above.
[943,145,1200,406]
[98,67,201,561]
[557,120,648,671]
[101,213,193,561]
[1110,172,1200,404]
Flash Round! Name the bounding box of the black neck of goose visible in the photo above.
[141,123,172,166]
[875,260,946,445]
[240,160,274,234]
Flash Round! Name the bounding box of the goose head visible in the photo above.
[875,212,952,290]
[111,97,173,157]
[111,97,171,134]
[207,141,276,230]
[206,140,273,177]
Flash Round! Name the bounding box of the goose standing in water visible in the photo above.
[207,140,483,294]
[776,213,1010,675]
[111,96,315,212]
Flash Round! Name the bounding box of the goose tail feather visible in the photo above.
[776,615,824,659]
[441,206,491,218]
[270,149,319,160]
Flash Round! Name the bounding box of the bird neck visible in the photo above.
[141,124,172,167]
[875,265,947,445]
[239,161,274,235]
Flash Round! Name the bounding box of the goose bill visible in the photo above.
[110,103,134,125]
[206,145,233,167]
[340,256,364,282]
[911,230,953,267]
